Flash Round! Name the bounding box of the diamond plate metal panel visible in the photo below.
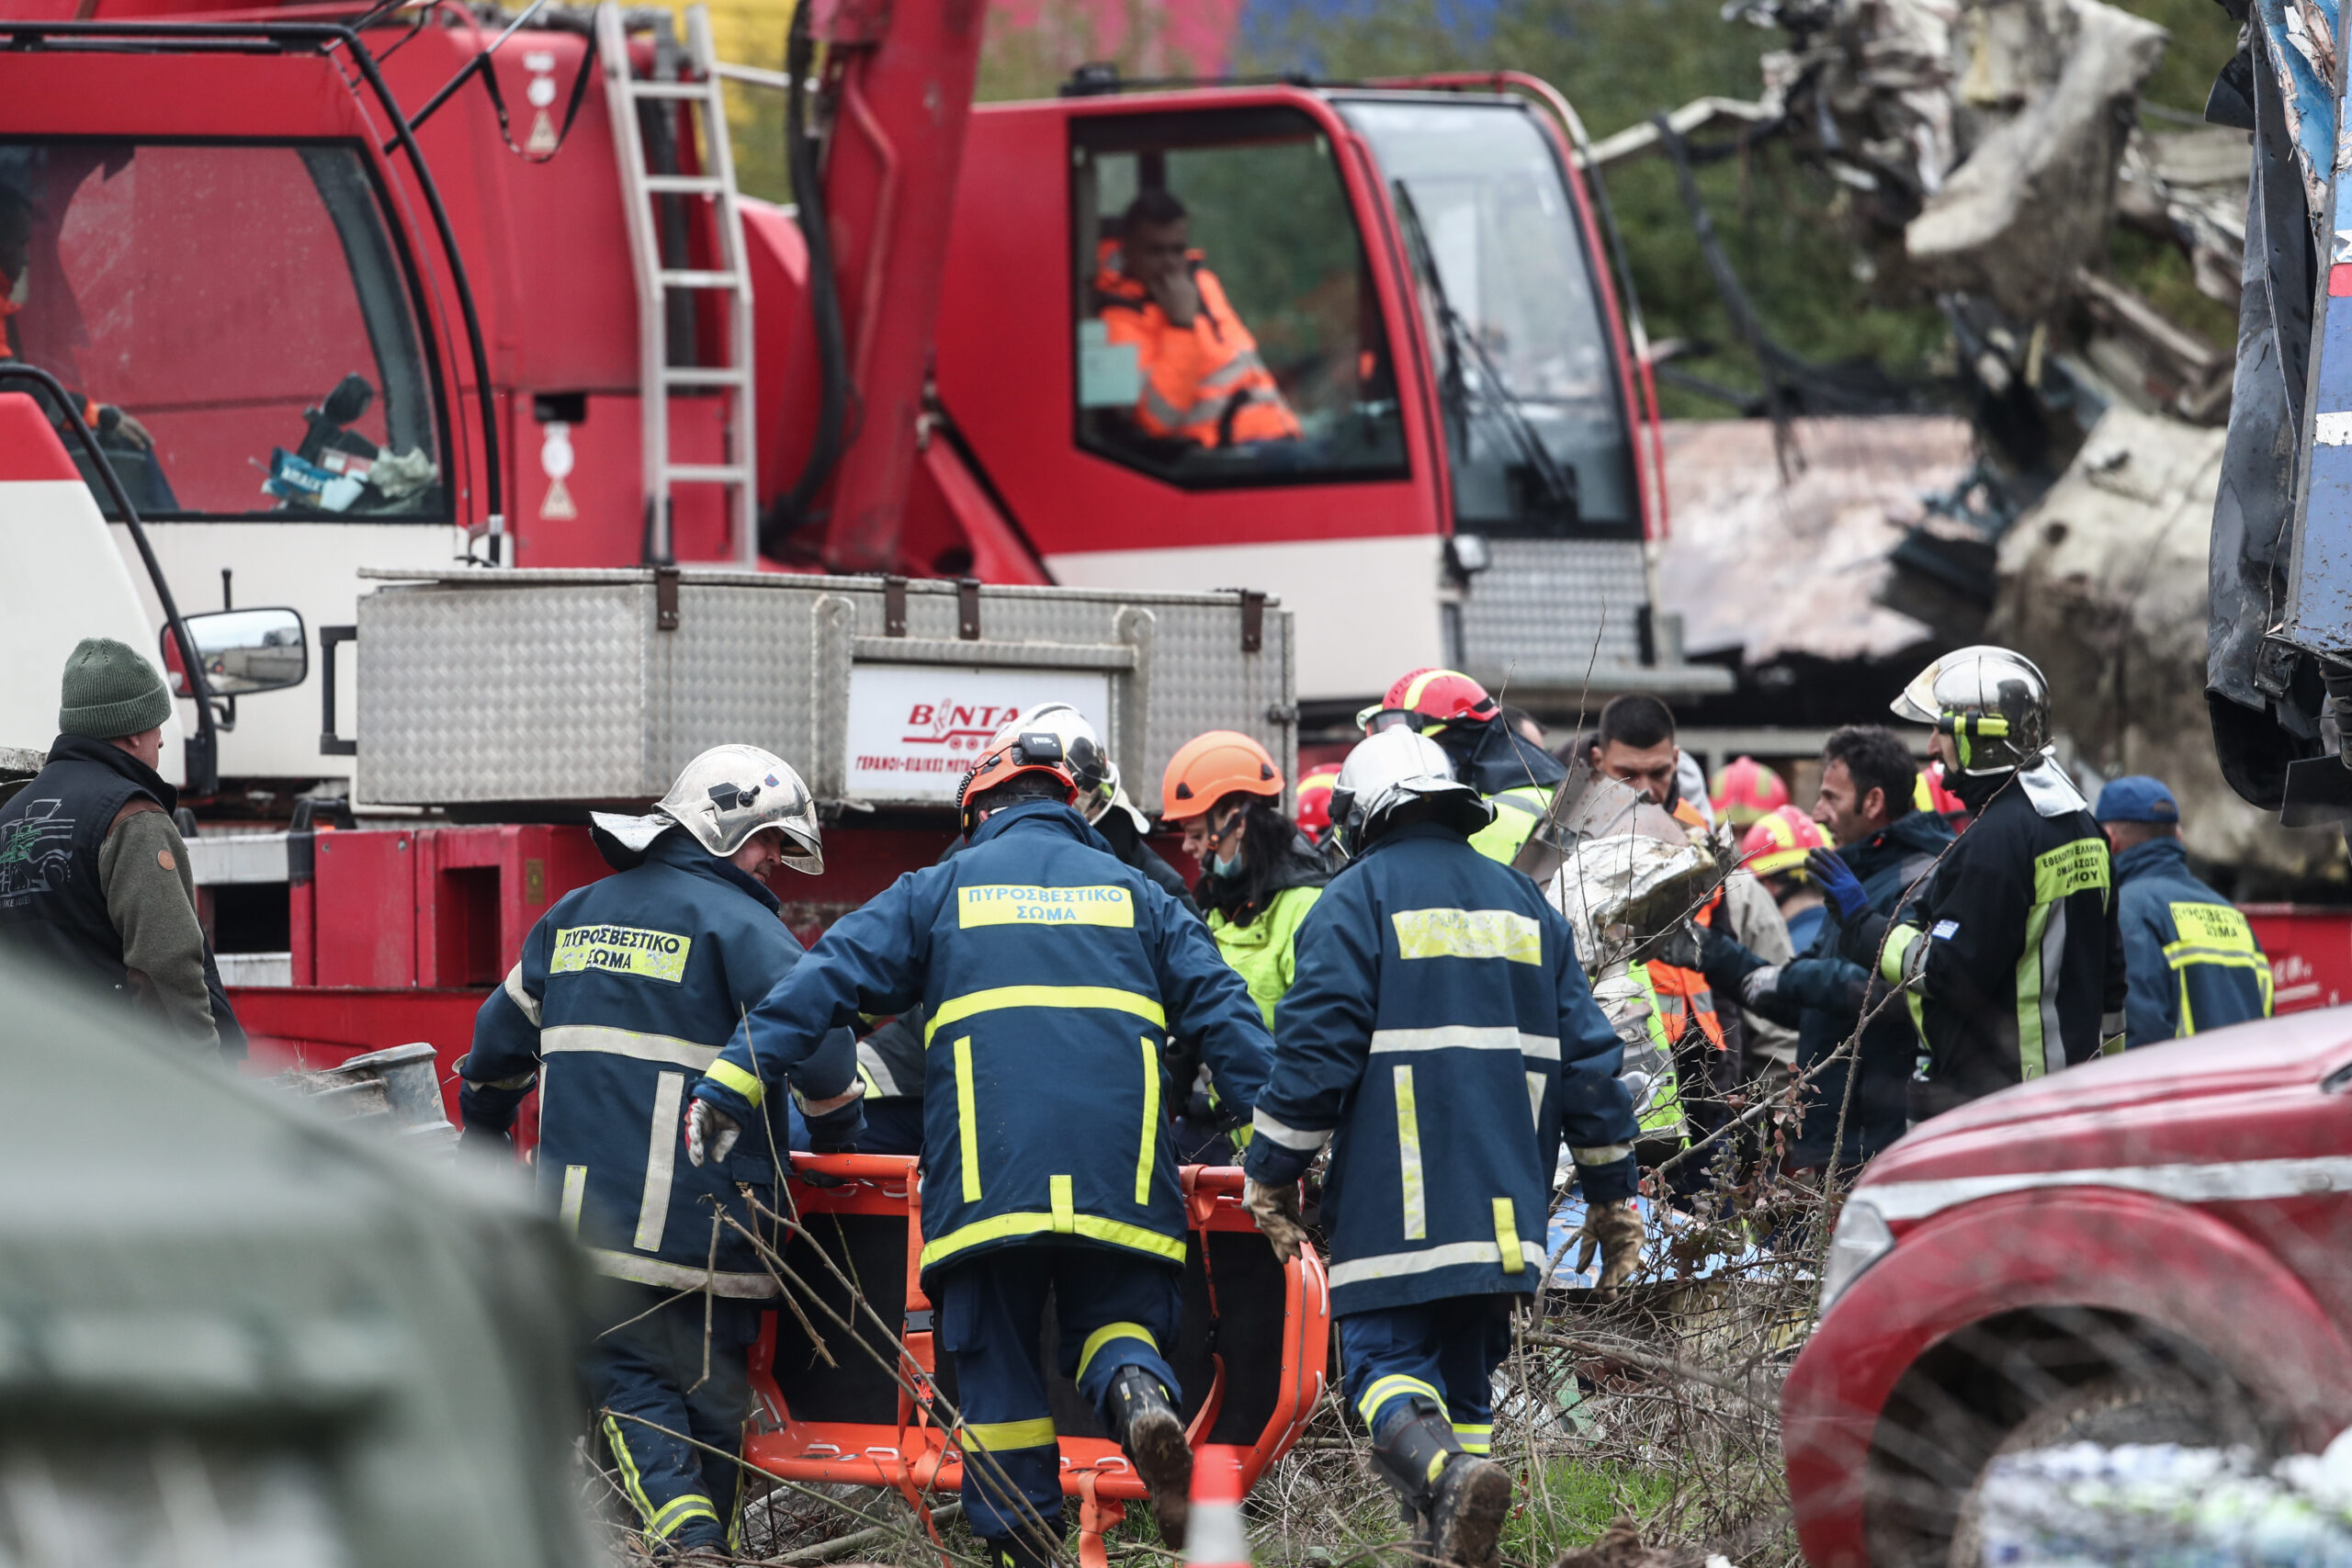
[355,570,1292,812]
[1455,538,1650,691]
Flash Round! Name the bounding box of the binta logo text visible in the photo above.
[900,701,1023,753]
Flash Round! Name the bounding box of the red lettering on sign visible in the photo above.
[908,705,934,727]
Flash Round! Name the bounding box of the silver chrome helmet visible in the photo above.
[987,702,1116,822]
[1330,728,1494,853]
[655,744,824,871]
[1890,645,2051,776]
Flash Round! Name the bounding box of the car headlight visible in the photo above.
[1819,1198,1894,1314]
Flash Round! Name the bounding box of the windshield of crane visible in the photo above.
[1338,98,1636,535]
[1069,107,1408,488]
[0,141,443,520]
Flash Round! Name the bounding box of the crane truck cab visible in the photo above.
[1781,1008,2352,1568]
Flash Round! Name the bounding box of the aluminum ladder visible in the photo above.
[597,2,756,566]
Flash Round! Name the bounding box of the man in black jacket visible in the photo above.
[1703,727,1951,1169]
[1828,647,2124,1122]
[0,637,228,1053]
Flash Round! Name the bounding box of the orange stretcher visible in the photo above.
[744,1155,1330,1566]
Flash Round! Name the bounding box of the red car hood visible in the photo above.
[1860,1007,2352,1193]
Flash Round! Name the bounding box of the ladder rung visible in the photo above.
[663,367,750,386]
[644,175,724,195]
[628,79,718,100]
[659,269,743,289]
[666,464,752,484]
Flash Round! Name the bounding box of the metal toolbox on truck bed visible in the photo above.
[350,568,1294,812]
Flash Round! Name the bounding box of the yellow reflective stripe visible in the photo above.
[648,1495,718,1540]
[2162,943,2270,970]
[1136,1037,1159,1205]
[1078,1320,1159,1382]
[1453,1421,1494,1455]
[2031,838,2110,904]
[1880,923,1923,987]
[1357,1373,1442,1427]
[604,1416,659,1530]
[1493,1197,1521,1275]
[954,1036,981,1203]
[2017,902,2054,1081]
[634,1071,685,1253]
[560,1164,588,1235]
[1051,1174,1076,1234]
[1392,908,1543,964]
[502,962,542,1027]
[705,1057,764,1108]
[925,986,1166,1045]
[1395,1065,1425,1241]
[962,1417,1057,1451]
[919,1210,1188,1269]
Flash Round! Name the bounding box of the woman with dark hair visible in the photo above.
[1160,731,1331,1029]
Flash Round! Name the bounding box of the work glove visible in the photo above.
[1805,848,1870,923]
[684,1094,741,1168]
[1571,1198,1645,1297]
[1738,964,1782,1009]
[1245,1178,1309,1264]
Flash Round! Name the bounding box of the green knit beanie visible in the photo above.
[58,636,173,739]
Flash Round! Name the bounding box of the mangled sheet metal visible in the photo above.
[1532,761,1724,970]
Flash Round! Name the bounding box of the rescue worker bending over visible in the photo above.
[1096,188,1301,450]
[685,731,1273,1568]
[852,702,1197,1156]
[457,746,863,1563]
[1243,728,1644,1568]
[1830,648,2124,1122]
[2095,774,2272,1045]
[1359,668,1565,866]
[1162,730,1331,1159]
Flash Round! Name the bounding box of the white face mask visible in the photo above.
[5,265,27,309]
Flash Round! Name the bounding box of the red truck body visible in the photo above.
[1781,1006,2352,1568]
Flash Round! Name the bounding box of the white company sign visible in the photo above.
[842,665,1112,803]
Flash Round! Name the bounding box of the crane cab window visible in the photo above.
[0,141,445,521]
[1070,108,1407,489]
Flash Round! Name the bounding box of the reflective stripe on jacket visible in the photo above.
[1093,247,1302,447]
[699,800,1272,1280]
[1241,821,1639,1316]
[459,827,860,1297]
[2113,836,2271,1045]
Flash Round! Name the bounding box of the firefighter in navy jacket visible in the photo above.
[458,745,861,1561]
[685,731,1272,1568]
[1241,728,1644,1568]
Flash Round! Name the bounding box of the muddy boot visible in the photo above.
[1371,1398,1510,1568]
[1105,1364,1193,1549]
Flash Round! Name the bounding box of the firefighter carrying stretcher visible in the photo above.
[685,729,1274,1568]
[1242,727,1645,1568]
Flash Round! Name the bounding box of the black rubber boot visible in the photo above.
[1371,1398,1510,1568]
[1105,1364,1193,1549]
[981,1509,1066,1568]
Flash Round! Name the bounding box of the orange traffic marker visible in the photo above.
[1184,1445,1250,1568]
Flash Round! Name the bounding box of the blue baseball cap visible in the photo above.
[2094,774,2180,824]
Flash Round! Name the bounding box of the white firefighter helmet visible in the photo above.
[1890,645,2052,776]
[987,702,1117,821]
[654,744,824,871]
[1329,727,1494,852]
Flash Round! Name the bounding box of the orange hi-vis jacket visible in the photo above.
[1093,244,1302,447]
[1649,795,1727,1054]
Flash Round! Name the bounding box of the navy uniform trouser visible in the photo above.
[583,1280,763,1551]
[935,1244,1185,1541]
[1340,1294,1518,1456]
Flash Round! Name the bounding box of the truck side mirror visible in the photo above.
[164,608,310,697]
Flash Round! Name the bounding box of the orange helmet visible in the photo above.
[1294,764,1343,837]
[1355,668,1498,736]
[1740,807,1831,878]
[1161,730,1283,821]
[1917,763,1966,817]
[1709,756,1790,828]
[957,729,1078,834]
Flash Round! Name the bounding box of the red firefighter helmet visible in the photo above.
[1740,807,1831,879]
[1709,755,1790,828]
[957,730,1079,835]
[1294,764,1343,838]
[1916,762,1966,818]
[1355,668,1498,735]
